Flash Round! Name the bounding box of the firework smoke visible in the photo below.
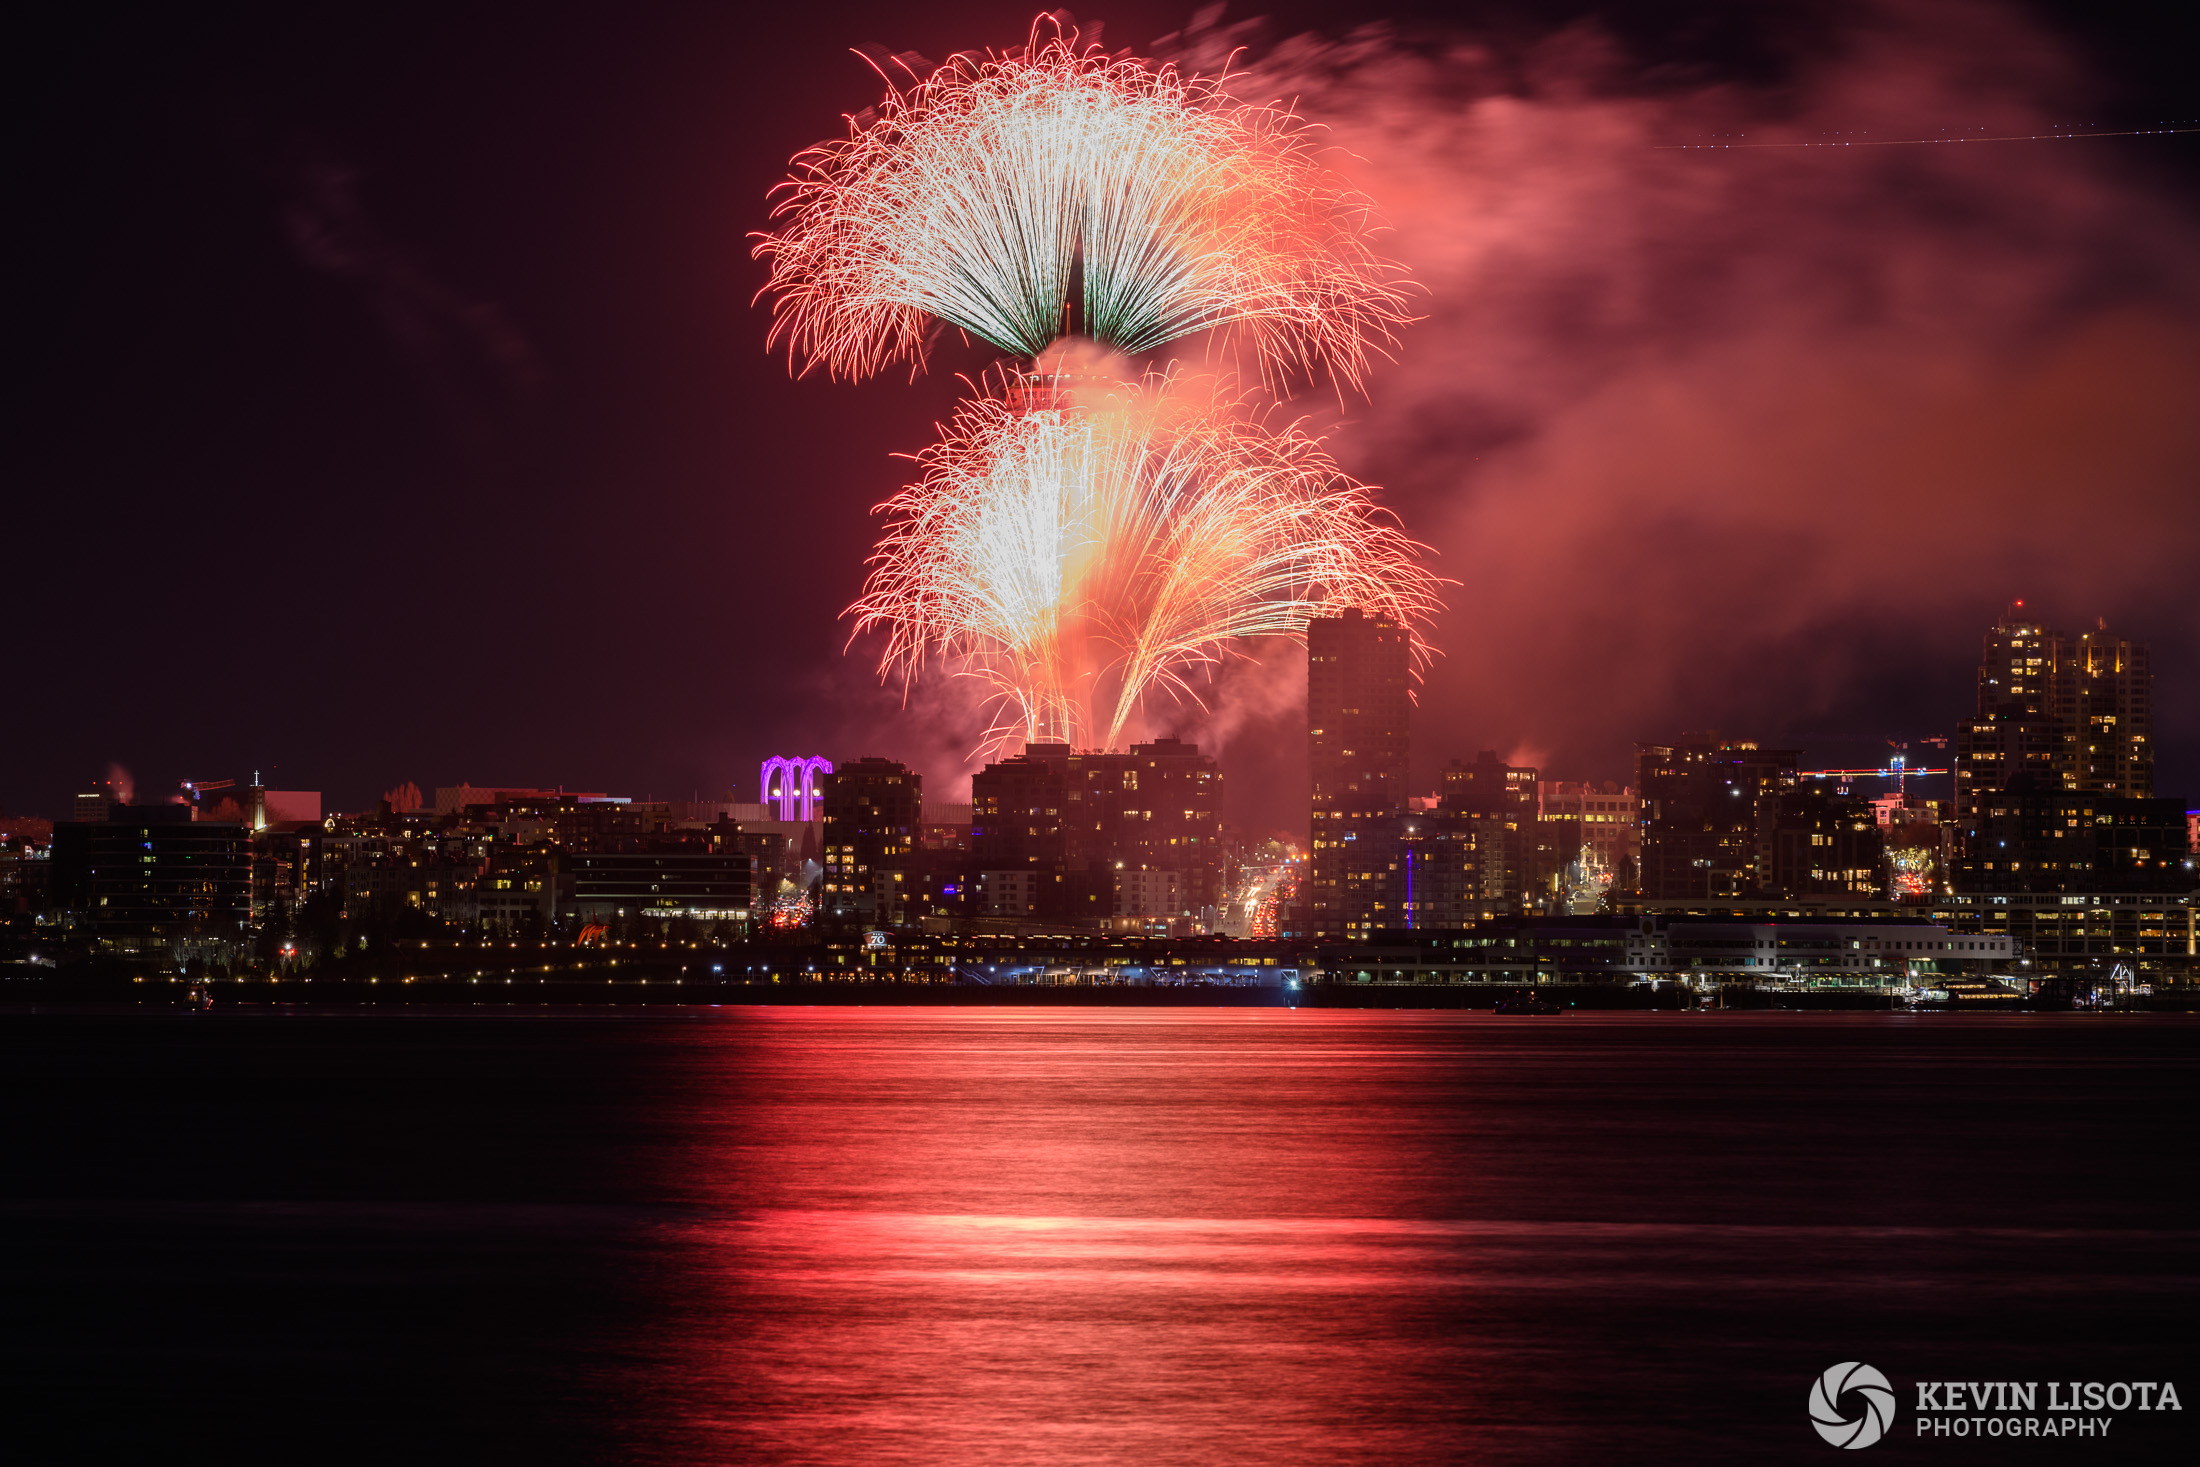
[755,17,1409,389]
[1168,3,2200,791]
[849,368,1442,755]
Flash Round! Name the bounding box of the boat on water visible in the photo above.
[1493,994,1562,1016]
[1908,976,2024,1011]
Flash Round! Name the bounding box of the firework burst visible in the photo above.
[849,369,1444,755]
[755,19,1408,388]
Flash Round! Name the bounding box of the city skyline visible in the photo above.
[16,605,2190,950]
[11,601,2186,836]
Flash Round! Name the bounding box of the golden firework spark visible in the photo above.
[756,18,1408,389]
[849,369,1444,755]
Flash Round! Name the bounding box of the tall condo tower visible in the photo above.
[2062,627,2153,797]
[820,758,922,927]
[1307,608,1412,940]
[1955,606,2155,847]
[1956,606,2078,808]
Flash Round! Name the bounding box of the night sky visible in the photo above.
[11,1,2199,834]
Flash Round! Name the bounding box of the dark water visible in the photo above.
[3,1008,2194,1464]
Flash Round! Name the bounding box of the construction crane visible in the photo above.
[1800,740,1950,800]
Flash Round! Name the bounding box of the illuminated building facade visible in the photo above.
[433,785,589,819]
[1953,608,2163,890]
[1116,867,1184,922]
[1067,739,1224,912]
[1635,738,1802,900]
[1443,751,1538,819]
[48,806,253,954]
[1954,609,2154,803]
[1393,811,1501,930]
[1441,752,1539,906]
[1949,789,2190,894]
[2060,627,2153,797]
[1308,608,1412,940]
[972,747,1071,870]
[1936,892,2196,985]
[1954,608,2077,822]
[972,740,1224,920]
[821,758,921,925]
[479,854,556,933]
[1318,917,2019,984]
[1768,790,1886,898]
[975,867,1041,919]
[473,792,677,849]
[1540,780,1641,886]
[567,850,753,922]
[251,824,324,927]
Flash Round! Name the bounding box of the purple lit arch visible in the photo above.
[759,756,834,821]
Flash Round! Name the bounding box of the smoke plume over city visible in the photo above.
[1143,0,2200,826]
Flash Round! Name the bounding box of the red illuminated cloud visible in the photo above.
[1166,1,2200,790]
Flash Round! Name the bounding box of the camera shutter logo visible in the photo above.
[1810,1362,1897,1449]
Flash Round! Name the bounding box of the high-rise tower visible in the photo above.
[1954,607,2155,874]
[1955,606,2077,807]
[1635,737,1801,900]
[1440,751,1539,906]
[971,740,1225,920]
[1951,607,2164,894]
[820,757,921,926]
[1307,608,1412,940]
[2062,626,2153,797]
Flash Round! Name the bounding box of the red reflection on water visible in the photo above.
[611,1009,2199,1465]
[649,1009,1487,1464]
